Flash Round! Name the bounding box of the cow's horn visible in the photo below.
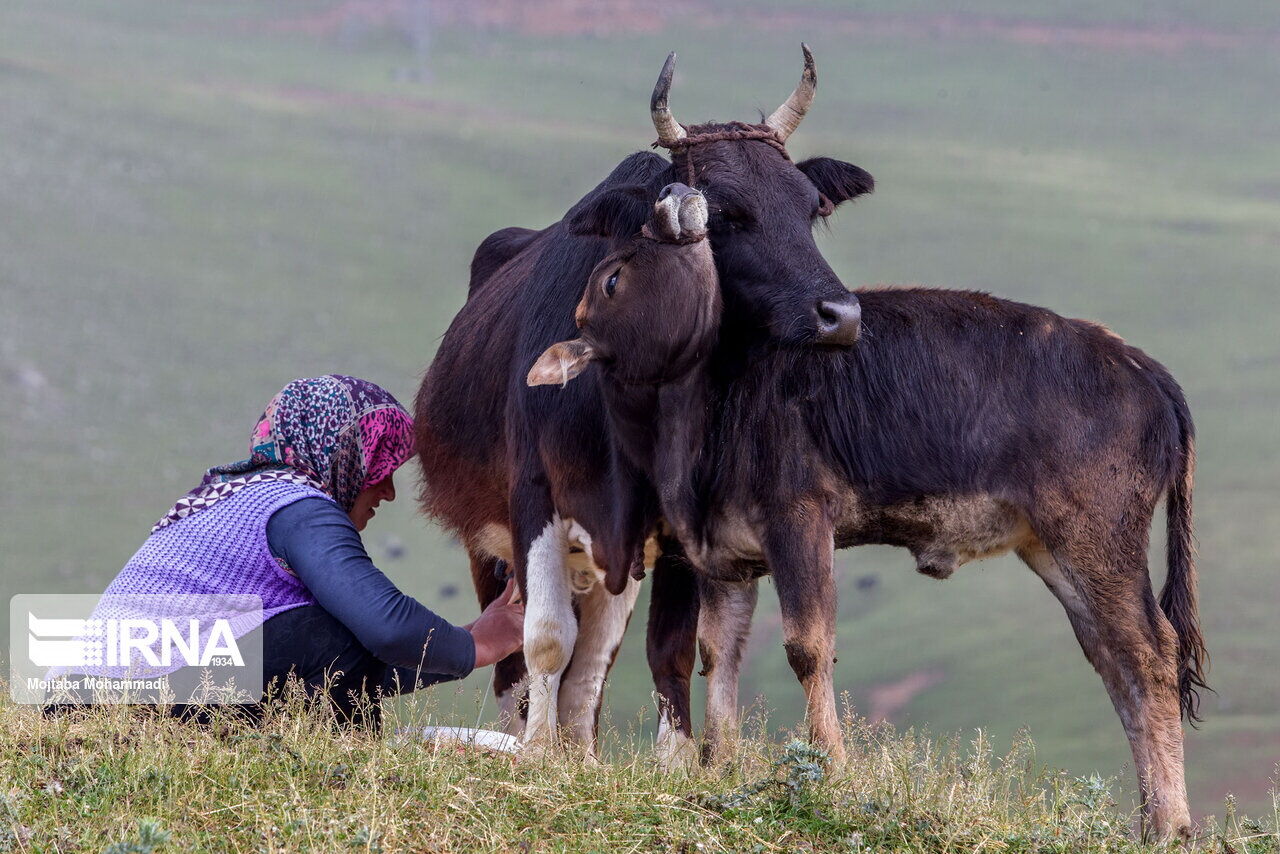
[764,43,816,142]
[651,51,687,146]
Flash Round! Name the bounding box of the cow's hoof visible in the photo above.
[515,735,559,763]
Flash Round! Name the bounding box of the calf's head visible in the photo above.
[570,47,873,349]
[529,183,719,388]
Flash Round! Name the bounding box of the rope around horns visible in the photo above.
[651,121,836,217]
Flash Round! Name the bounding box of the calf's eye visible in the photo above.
[603,271,619,298]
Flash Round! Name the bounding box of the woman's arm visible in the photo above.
[267,498,476,678]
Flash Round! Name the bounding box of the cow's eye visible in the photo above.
[603,271,620,298]
[710,208,752,234]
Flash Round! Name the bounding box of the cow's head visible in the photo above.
[570,47,873,349]
[529,183,719,388]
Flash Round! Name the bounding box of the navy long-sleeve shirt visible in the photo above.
[266,498,475,685]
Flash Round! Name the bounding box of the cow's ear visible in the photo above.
[527,339,596,387]
[796,157,874,213]
[567,185,651,238]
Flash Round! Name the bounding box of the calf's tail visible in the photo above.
[1155,374,1209,722]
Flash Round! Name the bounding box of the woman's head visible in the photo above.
[155,375,414,534]
[249,375,414,521]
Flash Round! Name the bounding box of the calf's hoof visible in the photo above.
[654,730,699,773]
[1144,812,1193,845]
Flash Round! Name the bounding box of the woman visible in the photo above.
[88,374,524,727]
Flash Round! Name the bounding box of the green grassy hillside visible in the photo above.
[3,0,1278,819]
[1,693,1275,852]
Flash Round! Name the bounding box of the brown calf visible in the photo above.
[541,235,1206,841]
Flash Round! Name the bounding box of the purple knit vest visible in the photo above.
[105,479,326,625]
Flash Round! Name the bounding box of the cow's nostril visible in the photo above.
[814,296,861,346]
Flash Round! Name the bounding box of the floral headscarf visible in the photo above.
[153,375,414,532]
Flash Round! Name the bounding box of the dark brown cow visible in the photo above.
[416,48,872,756]
[537,204,1206,842]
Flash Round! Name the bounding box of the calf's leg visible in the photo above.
[1020,537,1192,841]
[647,540,699,770]
[763,513,845,763]
[697,576,758,763]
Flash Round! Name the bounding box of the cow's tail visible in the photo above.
[1153,366,1209,723]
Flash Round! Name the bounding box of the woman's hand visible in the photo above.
[465,578,525,669]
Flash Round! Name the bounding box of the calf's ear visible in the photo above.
[527,339,596,387]
[796,157,874,213]
[567,185,651,238]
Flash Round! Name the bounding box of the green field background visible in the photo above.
[2,0,1277,818]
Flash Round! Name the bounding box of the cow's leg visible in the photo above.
[510,472,574,751]
[648,539,700,770]
[1020,536,1191,841]
[763,512,845,763]
[493,654,528,737]
[469,550,527,735]
[557,573,641,757]
[697,576,758,764]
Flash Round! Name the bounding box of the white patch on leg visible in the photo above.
[521,516,576,749]
[654,706,697,771]
[558,572,641,752]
